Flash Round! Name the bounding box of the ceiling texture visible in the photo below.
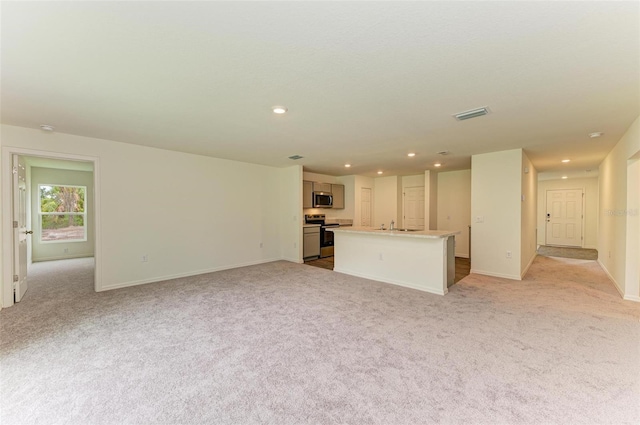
[2,2,639,178]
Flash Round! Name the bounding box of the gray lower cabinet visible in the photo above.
[303,226,320,259]
[303,180,313,209]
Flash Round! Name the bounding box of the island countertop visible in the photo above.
[330,226,460,239]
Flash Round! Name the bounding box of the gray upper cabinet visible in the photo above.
[331,184,345,209]
[303,181,313,209]
[313,182,331,193]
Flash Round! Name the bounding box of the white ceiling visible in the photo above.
[2,2,638,178]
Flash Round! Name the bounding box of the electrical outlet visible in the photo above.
[142,255,148,262]
[506,251,512,259]
[64,248,69,254]
[293,242,297,249]
[260,242,263,248]
[379,253,383,261]
[475,216,484,223]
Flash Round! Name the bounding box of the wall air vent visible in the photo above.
[288,155,304,160]
[453,107,490,121]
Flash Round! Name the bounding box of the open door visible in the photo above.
[13,155,30,302]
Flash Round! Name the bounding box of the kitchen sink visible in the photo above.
[393,228,418,232]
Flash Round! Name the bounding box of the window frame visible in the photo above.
[38,183,88,244]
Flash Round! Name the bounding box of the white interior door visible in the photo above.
[13,155,29,302]
[403,186,425,230]
[545,189,583,247]
[361,187,372,227]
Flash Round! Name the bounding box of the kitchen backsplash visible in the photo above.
[325,218,353,226]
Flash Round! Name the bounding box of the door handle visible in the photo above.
[25,230,33,235]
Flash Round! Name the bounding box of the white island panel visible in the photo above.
[333,228,457,296]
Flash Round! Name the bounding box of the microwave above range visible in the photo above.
[313,191,333,208]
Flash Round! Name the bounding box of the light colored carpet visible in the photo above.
[537,245,598,260]
[1,256,639,424]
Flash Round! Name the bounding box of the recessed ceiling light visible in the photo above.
[407,153,416,157]
[562,176,568,179]
[377,171,383,175]
[434,163,442,167]
[272,106,287,114]
[344,164,351,168]
[40,124,55,132]
[561,159,570,163]
[589,132,603,138]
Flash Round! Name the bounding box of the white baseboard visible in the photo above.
[521,253,537,279]
[98,257,282,292]
[33,253,94,262]
[282,256,304,264]
[470,269,522,281]
[597,259,624,298]
[333,267,447,296]
[623,295,640,302]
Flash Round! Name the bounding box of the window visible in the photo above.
[39,184,87,243]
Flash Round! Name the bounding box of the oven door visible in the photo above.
[320,225,339,258]
[321,224,339,246]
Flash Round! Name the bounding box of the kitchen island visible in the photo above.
[331,227,460,295]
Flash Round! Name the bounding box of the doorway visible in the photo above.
[403,186,425,230]
[2,147,100,308]
[361,187,372,227]
[545,189,584,247]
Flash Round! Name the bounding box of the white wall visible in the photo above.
[598,116,640,299]
[537,177,599,249]
[280,166,303,263]
[30,167,95,262]
[1,124,299,304]
[335,175,356,220]
[471,149,523,280]
[625,155,639,301]
[437,169,471,258]
[520,151,537,276]
[0,133,3,309]
[303,172,339,185]
[402,175,424,189]
[425,170,438,230]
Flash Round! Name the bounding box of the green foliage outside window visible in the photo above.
[39,185,87,242]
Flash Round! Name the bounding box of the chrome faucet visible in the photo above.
[380,223,385,230]
[390,220,395,230]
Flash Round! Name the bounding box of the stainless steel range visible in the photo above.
[304,214,339,258]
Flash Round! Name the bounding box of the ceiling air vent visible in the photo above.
[288,155,304,160]
[453,107,490,121]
